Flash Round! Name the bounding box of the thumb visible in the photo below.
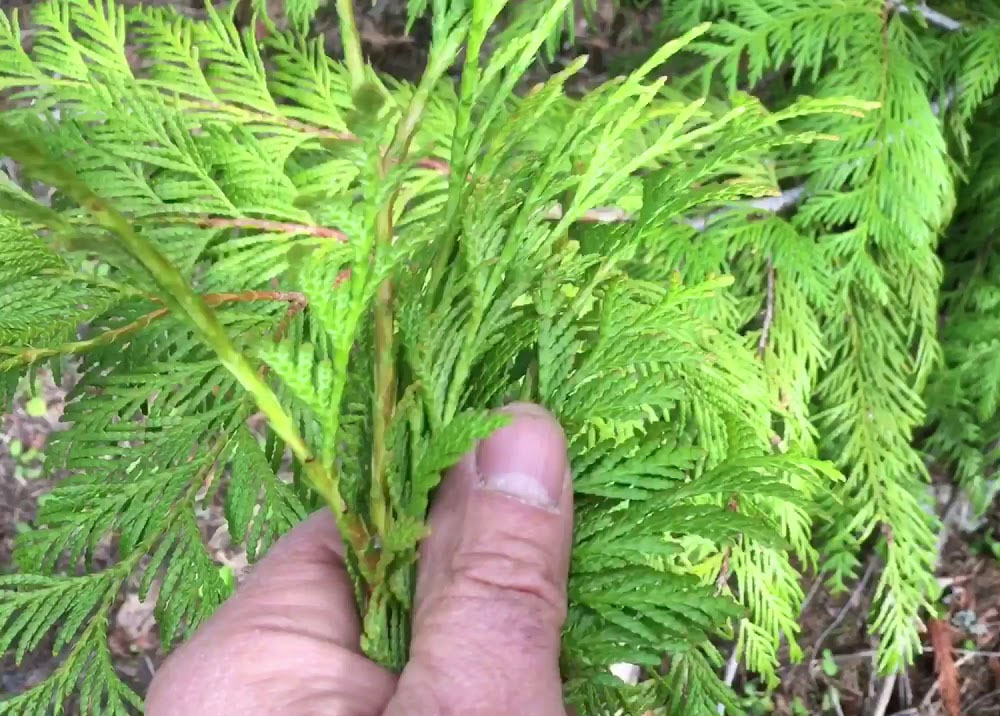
[384,402,572,716]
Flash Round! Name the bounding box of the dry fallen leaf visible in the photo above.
[109,587,159,657]
[929,617,961,716]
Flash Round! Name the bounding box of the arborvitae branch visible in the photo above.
[1,308,168,369]
[0,123,337,518]
[0,291,305,371]
[5,0,993,711]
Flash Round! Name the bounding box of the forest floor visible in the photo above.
[2,1,1000,714]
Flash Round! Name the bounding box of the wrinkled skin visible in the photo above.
[146,403,573,716]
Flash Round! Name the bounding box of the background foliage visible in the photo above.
[1,0,1000,714]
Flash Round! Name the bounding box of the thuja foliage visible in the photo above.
[662,0,1000,677]
[0,0,998,714]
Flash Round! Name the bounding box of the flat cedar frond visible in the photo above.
[2,0,998,714]
[669,0,971,675]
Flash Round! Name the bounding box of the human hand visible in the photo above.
[146,402,573,716]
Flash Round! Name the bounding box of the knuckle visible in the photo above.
[448,529,568,626]
[386,674,454,716]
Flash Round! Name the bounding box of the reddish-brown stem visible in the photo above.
[202,290,306,306]
[0,290,306,371]
[189,217,349,241]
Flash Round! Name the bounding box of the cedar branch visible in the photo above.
[0,291,306,371]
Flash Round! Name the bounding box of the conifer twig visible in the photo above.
[0,291,306,371]
[335,0,366,93]
[758,258,776,358]
[177,97,451,173]
[714,498,741,596]
[0,124,338,515]
[364,11,471,538]
[0,308,167,370]
[189,217,348,241]
[169,97,453,173]
[371,184,396,537]
[178,98,355,141]
[714,498,741,714]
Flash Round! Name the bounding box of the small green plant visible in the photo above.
[820,649,838,678]
[7,426,46,481]
[821,688,843,715]
[790,696,810,716]
[9,439,45,481]
[737,682,775,716]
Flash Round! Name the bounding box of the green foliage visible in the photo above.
[284,0,323,32]
[925,99,1000,514]
[0,220,121,348]
[2,0,999,714]
[0,576,142,716]
[667,0,990,675]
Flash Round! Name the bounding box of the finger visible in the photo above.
[147,510,398,716]
[221,508,365,649]
[384,402,573,716]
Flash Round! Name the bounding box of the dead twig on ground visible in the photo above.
[811,559,880,666]
[871,673,898,716]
